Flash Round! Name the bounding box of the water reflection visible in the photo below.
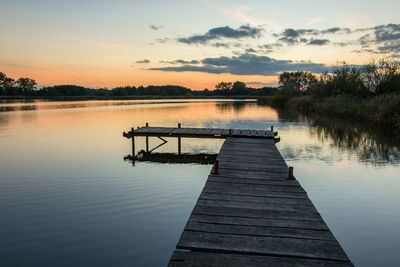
[0,99,399,266]
[0,99,245,113]
[277,109,400,165]
[124,151,217,165]
[215,101,248,114]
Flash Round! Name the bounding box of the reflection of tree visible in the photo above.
[310,115,400,165]
[277,109,400,165]
[0,114,10,128]
[0,105,38,112]
[215,101,248,114]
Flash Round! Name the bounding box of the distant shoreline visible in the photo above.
[0,95,258,101]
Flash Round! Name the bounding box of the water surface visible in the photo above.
[0,100,399,266]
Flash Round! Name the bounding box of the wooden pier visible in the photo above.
[123,125,353,266]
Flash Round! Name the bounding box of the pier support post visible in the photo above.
[144,123,149,153]
[131,127,135,166]
[145,123,149,153]
[271,126,274,132]
[288,166,294,180]
[178,123,182,155]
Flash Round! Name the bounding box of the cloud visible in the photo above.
[355,24,400,54]
[156,38,170,44]
[308,39,330,46]
[212,42,231,48]
[274,27,354,46]
[245,48,257,53]
[374,24,400,42]
[160,59,199,65]
[136,59,150,64]
[273,24,400,55]
[177,24,263,45]
[150,53,329,75]
[150,25,162,31]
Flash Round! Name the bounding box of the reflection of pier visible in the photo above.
[124,151,217,165]
[123,124,353,266]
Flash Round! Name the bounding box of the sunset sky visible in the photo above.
[1,0,400,89]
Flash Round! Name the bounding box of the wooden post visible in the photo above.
[288,166,294,180]
[146,136,149,153]
[229,129,232,136]
[271,126,274,132]
[131,127,135,162]
[213,160,219,175]
[178,123,181,155]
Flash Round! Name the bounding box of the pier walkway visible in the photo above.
[123,125,353,266]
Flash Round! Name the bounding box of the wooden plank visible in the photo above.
[185,221,335,241]
[196,199,318,214]
[219,150,284,159]
[219,149,286,158]
[211,169,290,180]
[206,175,301,187]
[250,129,258,136]
[196,128,214,135]
[220,148,280,155]
[209,173,289,182]
[216,156,288,166]
[169,251,353,267]
[256,130,268,137]
[192,206,323,221]
[189,213,329,230]
[215,166,289,175]
[176,231,350,261]
[134,126,154,133]
[178,128,196,134]
[232,129,242,136]
[169,128,186,134]
[199,192,313,205]
[221,142,279,151]
[203,186,307,199]
[221,143,278,151]
[224,137,274,144]
[221,129,230,135]
[209,129,224,135]
[152,127,174,134]
[217,161,289,172]
[240,129,251,136]
[205,181,305,193]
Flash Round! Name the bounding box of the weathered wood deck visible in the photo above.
[123,126,276,139]
[123,125,352,266]
[168,137,353,266]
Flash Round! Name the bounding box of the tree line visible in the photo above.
[276,59,400,98]
[0,72,277,97]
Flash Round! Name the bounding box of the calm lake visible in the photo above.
[0,99,399,266]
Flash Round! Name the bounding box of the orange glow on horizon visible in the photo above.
[0,62,277,90]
